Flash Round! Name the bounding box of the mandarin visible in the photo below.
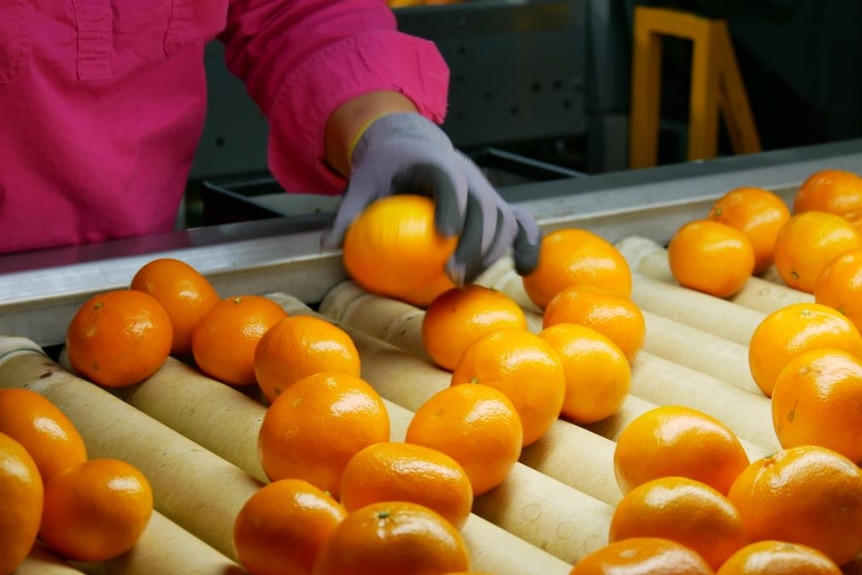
[191,295,288,386]
[608,476,749,570]
[522,228,632,310]
[793,169,862,216]
[342,194,457,302]
[451,327,566,446]
[727,445,862,566]
[771,348,862,462]
[257,370,390,498]
[569,537,714,575]
[65,289,173,388]
[339,441,473,530]
[538,323,631,424]
[814,248,862,335]
[542,284,646,363]
[706,186,791,276]
[667,220,755,298]
[405,383,523,496]
[748,302,862,397]
[130,257,220,356]
[254,314,361,404]
[0,388,87,482]
[772,210,862,293]
[613,405,750,496]
[39,458,153,563]
[421,284,528,371]
[0,432,44,575]
[233,478,347,575]
[716,540,842,575]
[312,501,471,575]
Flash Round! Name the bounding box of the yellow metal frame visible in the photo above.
[629,6,761,169]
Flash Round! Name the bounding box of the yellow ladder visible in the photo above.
[628,6,761,169]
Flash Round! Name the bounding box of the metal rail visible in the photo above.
[2,139,862,347]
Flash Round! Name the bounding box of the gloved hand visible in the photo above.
[321,113,542,285]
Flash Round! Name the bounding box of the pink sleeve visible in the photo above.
[219,0,450,196]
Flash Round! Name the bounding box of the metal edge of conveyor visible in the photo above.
[3,138,862,348]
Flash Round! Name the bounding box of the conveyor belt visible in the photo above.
[2,139,862,574]
[3,138,862,348]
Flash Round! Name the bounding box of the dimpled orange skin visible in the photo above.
[608,476,749,570]
[233,478,347,575]
[815,248,862,335]
[522,228,633,310]
[342,194,458,301]
[312,501,471,575]
[613,405,750,496]
[771,348,862,463]
[727,445,862,567]
[0,432,44,575]
[451,327,566,447]
[716,540,842,575]
[0,388,87,482]
[568,537,715,575]
[421,284,528,372]
[706,186,791,276]
[257,371,391,499]
[65,289,173,388]
[39,458,154,563]
[667,220,755,298]
[772,210,862,293]
[794,169,862,216]
[339,441,474,530]
[748,302,862,397]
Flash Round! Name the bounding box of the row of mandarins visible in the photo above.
[4,167,862,574]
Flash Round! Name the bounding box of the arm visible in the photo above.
[218,0,448,194]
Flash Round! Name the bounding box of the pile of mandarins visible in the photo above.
[4,168,862,574]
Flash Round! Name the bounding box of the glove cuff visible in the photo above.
[351,113,453,167]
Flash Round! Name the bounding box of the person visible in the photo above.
[0,1,540,285]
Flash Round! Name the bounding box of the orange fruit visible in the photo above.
[794,169,862,216]
[421,284,528,371]
[542,285,646,363]
[667,220,755,298]
[772,210,862,293]
[0,388,87,482]
[254,314,361,404]
[522,228,633,310]
[39,458,153,562]
[613,405,750,496]
[0,432,44,575]
[748,302,862,397]
[257,370,390,498]
[451,327,566,446]
[65,289,173,388]
[538,323,631,424]
[706,186,791,276]
[405,383,523,496]
[568,537,715,575]
[341,194,458,302]
[339,441,473,530]
[814,248,862,335]
[608,476,749,570]
[312,500,471,575]
[191,295,288,386]
[727,445,862,566]
[771,348,862,463]
[716,540,842,575]
[130,257,221,356]
[233,478,347,575]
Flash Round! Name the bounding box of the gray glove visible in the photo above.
[321,113,542,285]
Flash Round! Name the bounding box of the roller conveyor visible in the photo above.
[3,138,862,574]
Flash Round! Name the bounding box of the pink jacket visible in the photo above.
[0,1,449,254]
